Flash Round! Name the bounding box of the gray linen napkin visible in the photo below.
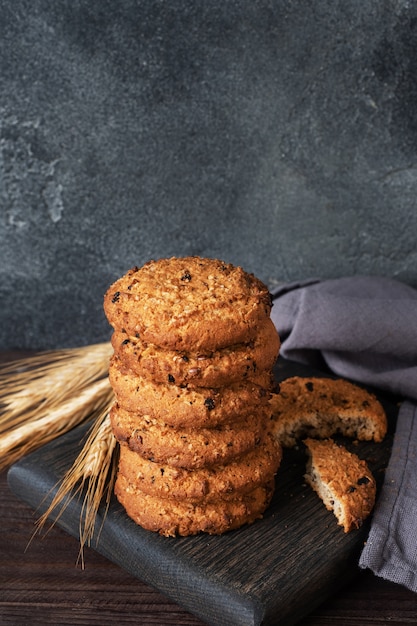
[270,275,417,593]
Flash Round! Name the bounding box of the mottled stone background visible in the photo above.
[1,0,417,349]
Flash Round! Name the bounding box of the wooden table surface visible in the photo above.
[1,351,417,625]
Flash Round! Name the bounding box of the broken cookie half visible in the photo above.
[303,438,376,533]
[269,376,387,447]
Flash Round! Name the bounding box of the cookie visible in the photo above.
[109,355,273,429]
[115,473,275,536]
[269,376,387,447]
[303,438,377,532]
[103,257,272,352]
[110,403,268,469]
[117,433,281,502]
[111,316,279,388]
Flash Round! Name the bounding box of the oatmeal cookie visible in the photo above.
[109,355,273,428]
[103,256,272,351]
[111,317,279,388]
[117,433,281,502]
[270,376,387,447]
[303,437,377,532]
[110,403,268,470]
[115,473,275,536]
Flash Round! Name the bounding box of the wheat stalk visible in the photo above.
[0,343,118,563]
[0,342,113,434]
[0,377,114,472]
[35,408,118,568]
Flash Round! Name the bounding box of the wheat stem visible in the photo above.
[35,408,118,568]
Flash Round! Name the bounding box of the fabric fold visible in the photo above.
[270,276,417,401]
[359,401,417,592]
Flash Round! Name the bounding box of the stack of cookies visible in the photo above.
[104,256,282,536]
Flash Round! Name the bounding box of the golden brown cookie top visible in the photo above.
[104,256,272,351]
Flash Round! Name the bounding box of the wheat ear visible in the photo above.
[0,342,113,432]
[1,343,118,563]
[0,377,114,472]
[0,343,114,470]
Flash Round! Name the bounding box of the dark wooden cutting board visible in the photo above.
[7,358,397,626]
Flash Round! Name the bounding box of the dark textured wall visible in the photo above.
[1,1,417,350]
